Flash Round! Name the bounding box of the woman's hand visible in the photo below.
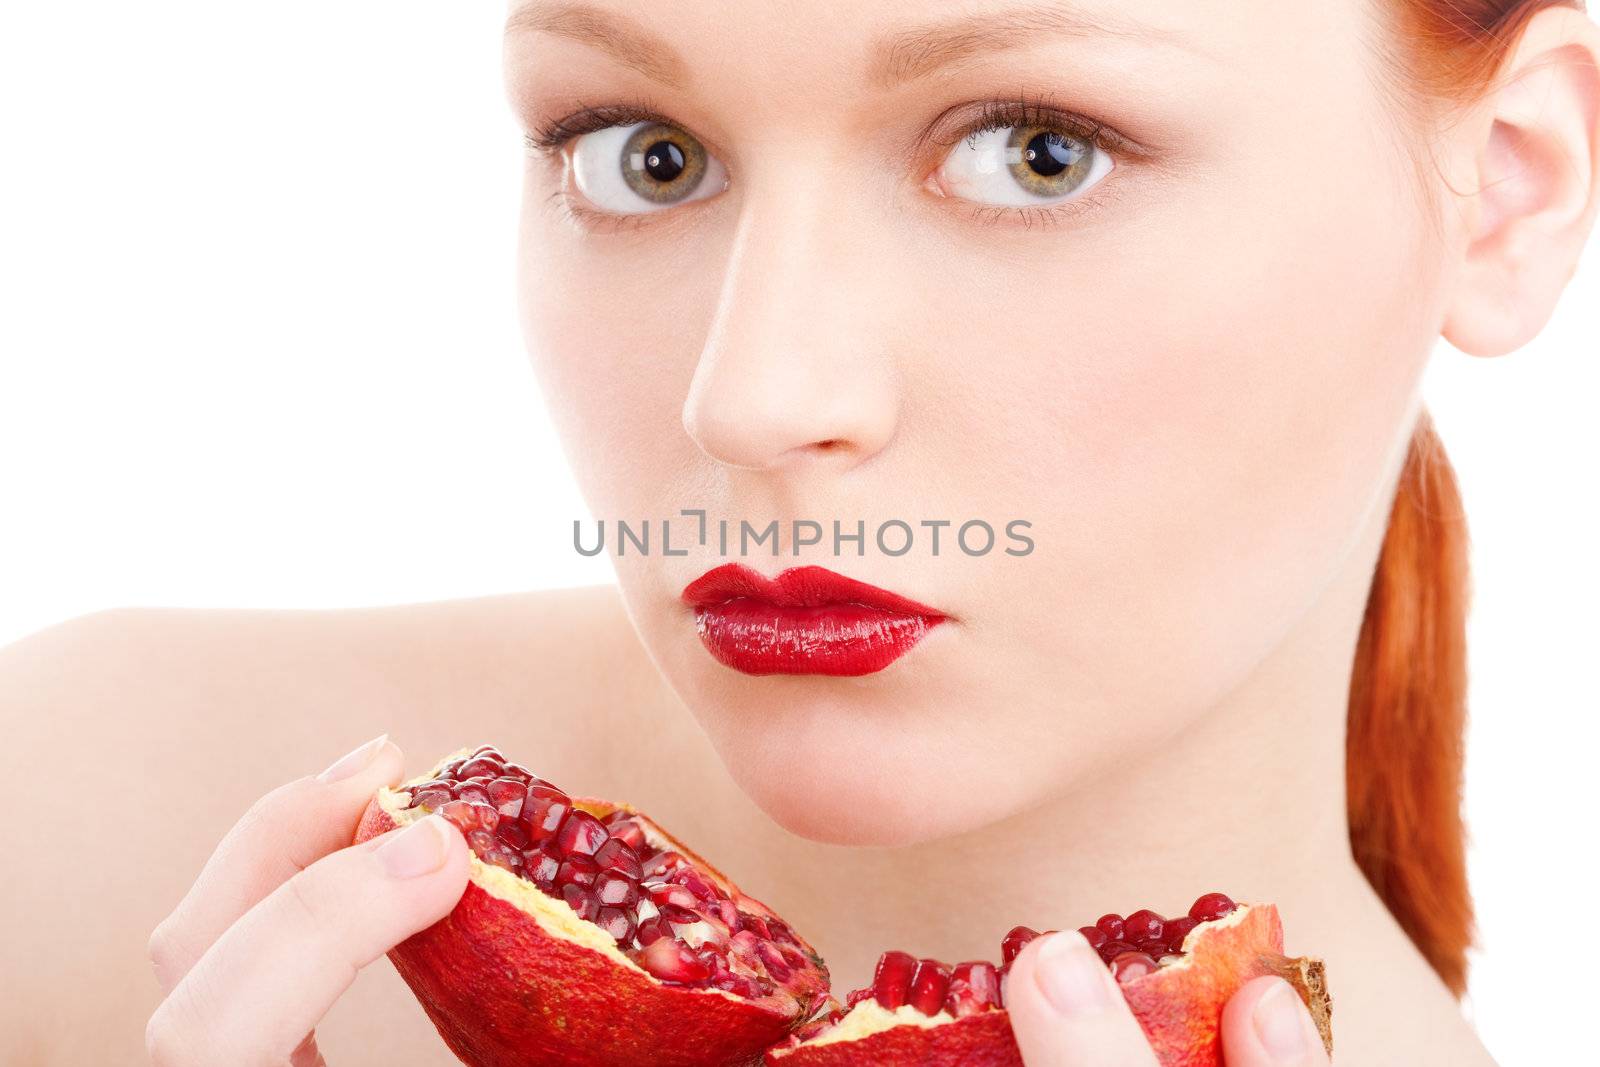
[144,735,471,1066]
[1006,932,1331,1066]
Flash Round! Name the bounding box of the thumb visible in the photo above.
[1219,976,1332,1067]
[1004,932,1161,1067]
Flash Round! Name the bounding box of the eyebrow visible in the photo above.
[505,2,691,89]
[871,5,1195,88]
[505,2,1194,91]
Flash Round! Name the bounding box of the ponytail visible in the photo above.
[1360,0,1591,997]
[1346,409,1473,994]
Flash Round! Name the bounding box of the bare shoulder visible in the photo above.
[0,587,684,1064]
[2,585,675,774]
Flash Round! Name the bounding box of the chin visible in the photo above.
[704,693,1042,847]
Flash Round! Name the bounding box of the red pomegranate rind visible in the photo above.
[1120,902,1329,1067]
[768,1010,1022,1067]
[765,903,1331,1067]
[356,762,828,1067]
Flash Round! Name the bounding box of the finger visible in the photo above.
[148,733,405,991]
[146,813,469,1067]
[1219,976,1332,1067]
[1004,931,1162,1067]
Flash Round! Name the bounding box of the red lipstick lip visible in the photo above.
[680,563,947,677]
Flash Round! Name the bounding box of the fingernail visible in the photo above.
[377,815,452,879]
[1034,933,1115,1016]
[1253,980,1308,1060]
[317,733,389,783]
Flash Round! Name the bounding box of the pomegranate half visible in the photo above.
[353,745,831,1067]
[765,894,1332,1067]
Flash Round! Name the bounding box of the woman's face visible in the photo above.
[506,0,1454,844]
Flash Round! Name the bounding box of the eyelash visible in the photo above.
[524,91,1132,232]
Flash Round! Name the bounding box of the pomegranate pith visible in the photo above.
[765,894,1331,1067]
[401,745,817,1003]
[355,744,831,1067]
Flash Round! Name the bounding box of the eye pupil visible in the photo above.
[643,140,685,183]
[1023,131,1077,178]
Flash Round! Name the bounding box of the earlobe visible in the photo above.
[1441,6,1600,358]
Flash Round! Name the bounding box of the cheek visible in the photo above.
[515,190,719,514]
[914,90,1443,737]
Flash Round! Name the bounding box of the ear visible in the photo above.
[1441,5,1600,358]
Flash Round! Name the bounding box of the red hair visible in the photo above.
[1348,411,1472,994]
[1350,0,1587,995]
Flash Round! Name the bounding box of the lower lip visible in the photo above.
[692,600,943,676]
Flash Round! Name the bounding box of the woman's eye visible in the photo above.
[568,121,728,215]
[934,123,1112,208]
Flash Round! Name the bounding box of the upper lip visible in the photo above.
[681,562,945,618]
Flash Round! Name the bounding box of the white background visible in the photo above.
[1,3,1594,1061]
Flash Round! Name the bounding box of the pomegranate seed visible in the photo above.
[501,761,535,779]
[520,788,570,843]
[946,961,1002,1017]
[561,883,599,922]
[675,868,720,903]
[594,871,639,908]
[659,904,700,924]
[1095,914,1126,941]
[639,937,712,983]
[486,778,527,820]
[459,756,502,779]
[595,906,635,943]
[1078,926,1108,951]
[603,815,648,850]
[527,846,560,885]
[636,917,670,946]
[872,950,917,1010]
[1189,893,1237,923]
[1123,910,1165,943]
[715,973,765,999]
[557,855,598,888]
[845,986,874,1008]
[767,919,800,946]
[1164,917,1198,951]
[1096,939,1136,963]
[408,785,453,809]
[716,900,743,933]
[646,882,699,913]
[754,941,793,981]
[1110,951,1159,983]
[907,959,952,1017]
[455,783,490,805]
[495,819,530,851]
[1136,939,1168,957]
[481,848,520,873]
[593,838,643,879]
[439,800,498,834]
[555,810,608,857]
[1001,926,1040,965]
[642,850,684,877]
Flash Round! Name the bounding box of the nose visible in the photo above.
[681,181,900,473]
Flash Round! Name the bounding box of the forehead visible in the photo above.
[504,0,1370,95]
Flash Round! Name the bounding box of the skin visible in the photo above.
[0,0,1595,1063]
